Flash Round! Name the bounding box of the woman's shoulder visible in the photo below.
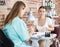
[46,17,53,24]
[46,17,52,21]
[46,17,52,20]
[12,16,26,26]
[3,23,10,31]
[13,16,21,21]
[12,16,24,23]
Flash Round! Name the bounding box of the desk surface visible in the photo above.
[31,33,57,40]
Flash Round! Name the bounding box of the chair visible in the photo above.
[0,29,14,47]
[50,25,60,47]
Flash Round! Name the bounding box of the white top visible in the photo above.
[34,17,54,32]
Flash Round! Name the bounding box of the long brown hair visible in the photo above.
[4,1,26,26]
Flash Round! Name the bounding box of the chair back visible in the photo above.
[0,29,14,47]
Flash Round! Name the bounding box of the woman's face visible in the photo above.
[19,5,25,17]
[38,8,46,18]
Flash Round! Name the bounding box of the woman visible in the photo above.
[3,1,32,47]
[34,6,54,47]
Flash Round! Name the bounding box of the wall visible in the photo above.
[0,0,43,29]
[0,0,60,29]
[55,0,60,16]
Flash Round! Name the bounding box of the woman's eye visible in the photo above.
[39,11,41,12]
[43,11,45,12]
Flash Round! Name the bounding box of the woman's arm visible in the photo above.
[47,24,54,31]
[47,18,54,31]
[12,17,30,42]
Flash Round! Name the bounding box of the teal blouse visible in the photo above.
[3,17,32,47]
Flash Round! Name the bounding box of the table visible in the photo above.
[30,33,57,47]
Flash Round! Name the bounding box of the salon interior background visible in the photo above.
[0,0,60,16]
[0,0,60,29]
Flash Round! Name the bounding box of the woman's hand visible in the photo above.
[27,23,36,36]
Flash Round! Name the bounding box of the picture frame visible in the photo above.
[0,0,6,5]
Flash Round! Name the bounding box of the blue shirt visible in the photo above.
[3,17,32,47]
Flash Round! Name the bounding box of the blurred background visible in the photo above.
[0,0,60,29]
[0,0,60,47]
